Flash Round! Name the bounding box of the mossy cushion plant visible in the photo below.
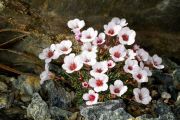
[38,17,164,106]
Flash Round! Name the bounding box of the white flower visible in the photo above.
[151,54,164,69]
[67,18,85,32]
[107,60,116,68]
[136,49,149,62]
[55,40,72,55]
[111,17,128,27]
[118,27,136,45]
[133,88,152,105]
[132,67,148,83]
[74,31,82,41]
[89,74,108,92]
[81,42,97,53]
[62,53,83,73]
[140,62,152,76]
[81,27,98,43]
[104,22,121,36]
[126,49,137,60]
[90,61,108,77]
[40,70,54,84]
[110,80,128,97]
[80,51,97,66]
[92,33,106,45]
[39,44,59,63]
[82,81,89,88]
[123,59,138,74]
[83,90,99,105]
[109,44,126,62]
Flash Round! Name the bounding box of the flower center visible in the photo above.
[97,39,102,44]
[154,61,158,66]
[139,93,143,100]
[85,59,90,63]
[128,66,133,70]
[88,48,92,52]
[137,74,142,79]
[108,29,114,35]
[108,63,112,67]
[122,34,129,41]
[114,88,120,93]
[47,51,54,58]
[96,79,103,86]
[96,68,102,73]
[114,52,121,58]
[89,94,95,101]
[69,63,77,71]
[83,82,88,87]
[61,47,68,51]
[86,35,92,39]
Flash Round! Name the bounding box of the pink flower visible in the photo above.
[123,59,138,74]
[151,54,164,69]
[89,74,108,92]
[62,53,83,73]
[133,88,152,105]
[90,61,108,77]
[132,67,148,83]
[67,18,85,32]
[39,44,59,63]
[118,27,136,45]
[107,60,116,68]
[80,51,97,66]
[83,90,99,105]
[109,44,126,62]
[111,17,128,27]
[74,31,82,41]
[110,80,128,97]
[104,22,121,36]
[92,33,106,45]
[126,49,137,60]
[136,49,149,62]
[81,42,97,53]
[81,27,98,43]
[140,62,152,76]
[82,81,89,88]
[55,40,72,55]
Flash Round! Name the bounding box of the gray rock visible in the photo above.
[137,113,175,120]
[136,100,176,120]
[154,100,175,120]
[152,70,178,100]
[12,75,40,96]
[20,94,31,102]
[27,93,52,120]
[175,92,180,105]
[80,100,133,120]
[0,94,8,109]
[42,80,74,109]
[50,106,72,120]
[0,81,8,92]
[173,105,180,120]
[173,67,180,90]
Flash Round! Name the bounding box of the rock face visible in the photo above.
[12,75,41,96]
[80,100,133,120]
[41,80,74,109]
[80,100,176,120]
[27,92,72,120]
[153,100,175,120]
[27,93,51,120]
